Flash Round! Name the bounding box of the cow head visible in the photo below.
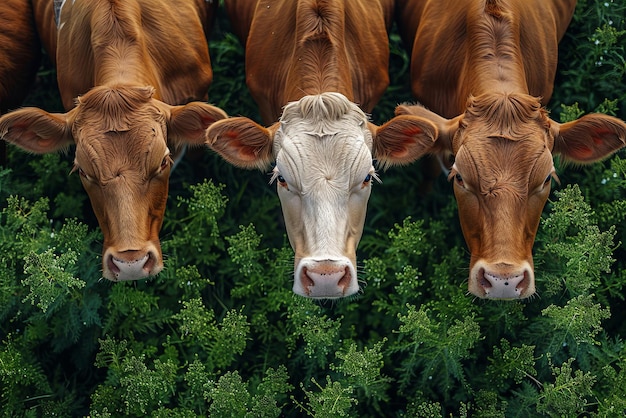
[381,92,626,299]
[0,85,227,281]
[206,92,436,298]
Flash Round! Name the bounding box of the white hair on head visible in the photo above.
[280,92,368,137]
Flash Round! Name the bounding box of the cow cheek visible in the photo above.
[147,176,169,242]
[277,187,304,259]
[80,181,113,246]
[526,186,551,251]
[453,187,482,258]
[347,187,371,257]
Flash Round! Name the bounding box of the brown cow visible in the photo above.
[205,0,436,298]
[378,0,626,299]
[0,0,41,164]
[0,0,227,281]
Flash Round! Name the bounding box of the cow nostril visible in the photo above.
[143,252,156,272]
[516,270,530,292]
[301,267,315,290]
[478,268,492,289]
[337,267,351,290]
[107,254,120,277]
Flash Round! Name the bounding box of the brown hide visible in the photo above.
[0,0,41,165]
[396,0,577,117]
[1,0,227,281]
[0,0,40,113]
[389,0,626,299]
[224,0,394,124]
[33,0,217,110]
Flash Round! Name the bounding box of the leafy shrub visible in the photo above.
[1,1,625,416]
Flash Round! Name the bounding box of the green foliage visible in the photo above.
[553,0,626,120]
[295,376,356,418]
[538,185,617,298]
[536,357,597,417]
[1,1,626,416]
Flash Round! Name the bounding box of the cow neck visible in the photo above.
[90,1,161,96]
[286,0,353,102]
[463,0,529,99]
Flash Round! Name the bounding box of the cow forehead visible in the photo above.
[273,93,373,187]
[276,132,371,186]
[457,132,549,162]
[70,86,169,178]
[276,92,372,145]
[75,130,168,183]
[454,93,551,148]
[455,136,553,193]
[73,121,168,182]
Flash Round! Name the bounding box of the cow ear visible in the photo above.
[372,115,439,168]
[0,108,73,153]
[552,113,626,163]
[396,104,462,148]
[205,117,276,171]
[167,102,228,146]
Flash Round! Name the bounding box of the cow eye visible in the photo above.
[276,174,287,187]
[361,168,379,188]
[544,174,552,185]
[276,175,290,191]
[270,170,289,189]
[73,165,90,181]
[160,155,172,172]
[359,173,373,189]
[454,173,464,187]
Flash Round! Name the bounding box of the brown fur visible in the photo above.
[0,0,227,281]
[0,0,40,113]
[392,0,581,299]
[461,93,549,140]
[225,0,394,124]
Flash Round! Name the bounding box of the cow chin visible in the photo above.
[102,244,163,282]
[293,256,359,299]
[468,260,535,300]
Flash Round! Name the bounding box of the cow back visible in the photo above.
[226,0,394,124]
[50,0,216,110]
[397,0,577,117]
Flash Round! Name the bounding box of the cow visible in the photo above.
[0,0,41,165]
[205,0,436,298]
[379,0,626,299]
[0,0,228,282]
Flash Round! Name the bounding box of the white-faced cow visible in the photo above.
[205,0,436,298]
[0,0,227,281]
[378,0,626,299]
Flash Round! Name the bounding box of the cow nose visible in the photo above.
[295,258,358,299]
[104,248,160,281]
[475,265,532,299]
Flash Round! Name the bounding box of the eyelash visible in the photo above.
[72,164,90,181]
[454,173,464,187]
[159,155,173,173]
